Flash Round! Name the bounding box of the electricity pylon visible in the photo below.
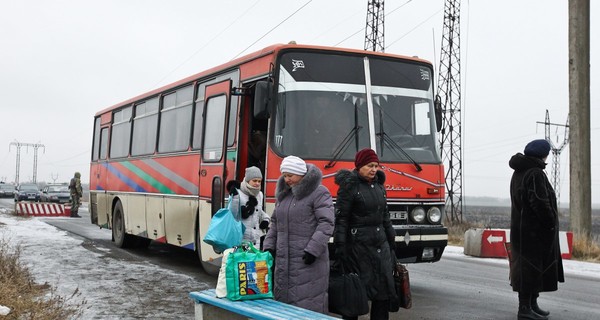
[537,110,569,207]
[437,0,462,223]
[9,141,45,184]
[365,0,385,52]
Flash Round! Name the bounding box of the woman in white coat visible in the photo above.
[230,166,270,247]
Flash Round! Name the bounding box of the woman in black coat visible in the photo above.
[333,148,396,320]
[509,139,564,320]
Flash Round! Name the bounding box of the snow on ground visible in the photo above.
[0,208,211,319]
[443,242,600,279]
[1,207,598,319]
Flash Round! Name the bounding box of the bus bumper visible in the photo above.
[393,225,448,263]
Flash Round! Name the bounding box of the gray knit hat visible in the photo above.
[244,166,263,182]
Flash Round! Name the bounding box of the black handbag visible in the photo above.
[328,264,369,317]
[389,262,412,311]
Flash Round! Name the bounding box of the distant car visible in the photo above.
[0,184,16,198]
[14,183,41,202]
[40,184,71,204]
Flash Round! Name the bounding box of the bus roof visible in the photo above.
[95,43,432,117]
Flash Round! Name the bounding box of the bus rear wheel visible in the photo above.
[112,201,134,248]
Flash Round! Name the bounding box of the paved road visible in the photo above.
[2,199,598,319]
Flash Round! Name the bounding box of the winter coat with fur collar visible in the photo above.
[262,163,334,314]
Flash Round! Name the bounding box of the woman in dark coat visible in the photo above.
[333,148,396,320]
[509,139,564,320]
[262,155,335,314]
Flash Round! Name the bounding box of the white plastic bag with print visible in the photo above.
[215,248,234,298]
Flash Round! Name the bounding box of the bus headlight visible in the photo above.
[410,207,426,223]
[427,207,442,224]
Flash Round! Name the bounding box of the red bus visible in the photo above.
[89,43,447,275]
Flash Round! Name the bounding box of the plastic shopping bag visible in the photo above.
[215,248,234,298]
[225,242,273,301]
[203,200,244,253]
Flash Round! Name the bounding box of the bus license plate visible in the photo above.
[390,211,406,219]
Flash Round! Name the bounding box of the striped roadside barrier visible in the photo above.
[464,228,573,260]
[15,202,70,217]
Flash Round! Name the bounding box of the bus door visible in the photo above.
[199,79,233,215]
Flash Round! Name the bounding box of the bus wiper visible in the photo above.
[377,131,423,172]
[325,126,362,169]
[325,99,362,169]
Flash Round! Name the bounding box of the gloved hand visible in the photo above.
[259,220,269,230]
[302,251,316,265]
[227,180,240,195]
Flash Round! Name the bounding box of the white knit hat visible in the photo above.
[280,155,307,175]
[244,166,263,182]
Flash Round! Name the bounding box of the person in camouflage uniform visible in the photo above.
[69,172,82,218]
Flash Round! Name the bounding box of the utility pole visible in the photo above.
[9,141,45,184]
[364,0,385,52]
[437,0,462,223]
[568,0,591,239]
[537,110,569,207]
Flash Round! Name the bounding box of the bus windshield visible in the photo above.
[272,51,441,164]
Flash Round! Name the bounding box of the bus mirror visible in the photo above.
[254,81,272,119]
[434,95,443,132]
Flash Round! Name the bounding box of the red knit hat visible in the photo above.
[354,148,379,169]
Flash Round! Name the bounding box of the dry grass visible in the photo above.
[571,234,600,263]
[0,235,85,319]
[446,219,483,246]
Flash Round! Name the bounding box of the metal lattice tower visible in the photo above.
[364,0,385,52]
[9,141,45,184]
[538,110,569,207]
[437,0,462,223]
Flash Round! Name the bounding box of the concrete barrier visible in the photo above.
[15,202,69,217]
[464,228,573,260]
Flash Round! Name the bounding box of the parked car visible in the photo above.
[14,183,41,202]
[41,184,71,203]
[0,183,16,198]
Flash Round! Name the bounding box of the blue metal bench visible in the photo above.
[189,289,338,320]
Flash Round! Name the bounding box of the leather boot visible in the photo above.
[518,305,548,320]
[531,301,550,317]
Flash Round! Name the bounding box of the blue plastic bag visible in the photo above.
[203,200,244,253]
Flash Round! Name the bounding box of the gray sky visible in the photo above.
[0,0,597,204]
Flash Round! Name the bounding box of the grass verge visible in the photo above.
[571,234,600,263]
[0,233,85,319]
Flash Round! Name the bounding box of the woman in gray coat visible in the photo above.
[262,155,335,314]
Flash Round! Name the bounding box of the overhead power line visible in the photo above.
[231,0,313,60]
